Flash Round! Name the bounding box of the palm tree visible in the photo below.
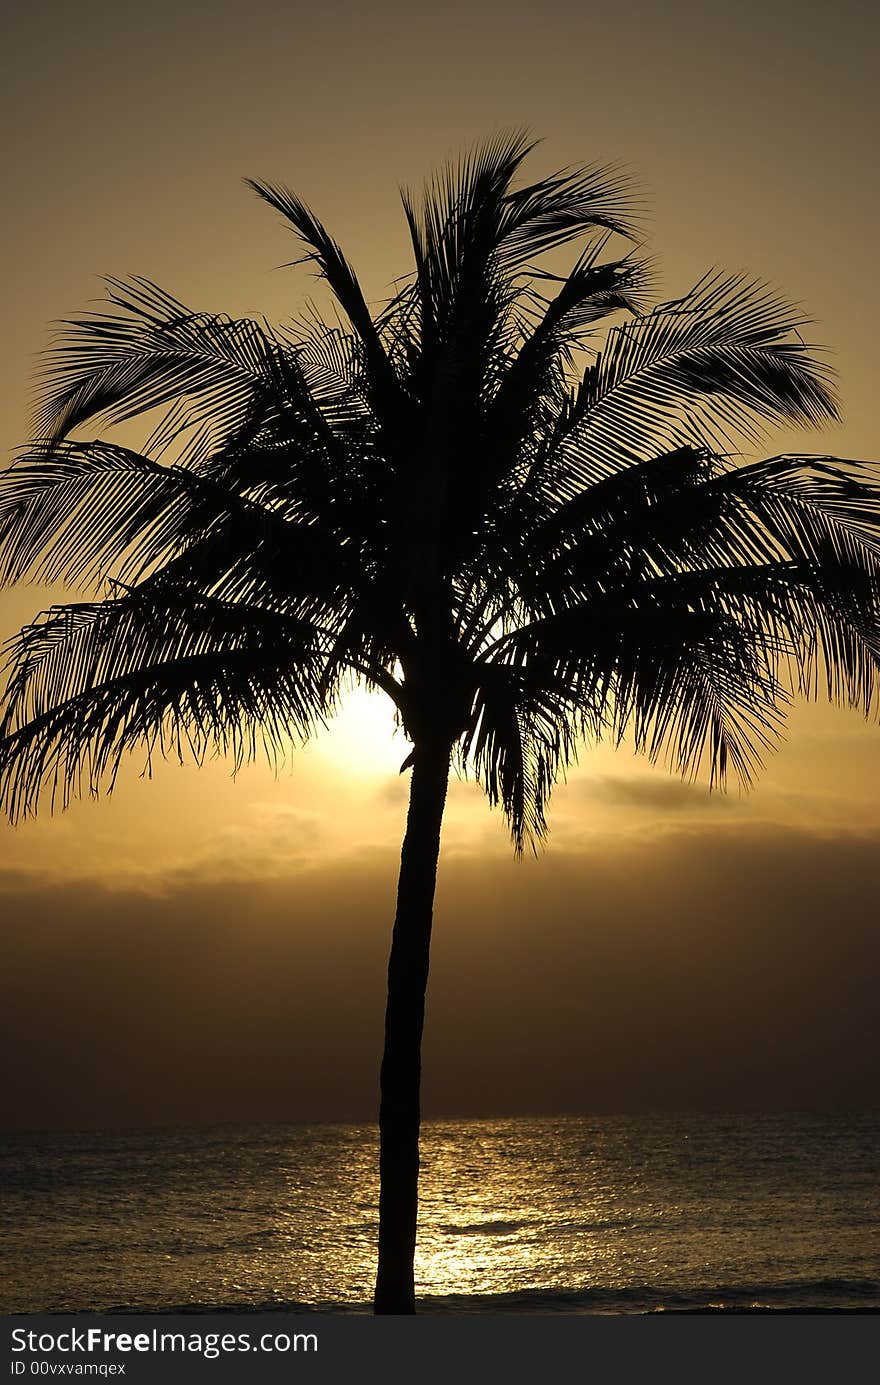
[1,133,879,1314]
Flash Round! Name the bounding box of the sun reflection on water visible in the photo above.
[413,1120,646,1302]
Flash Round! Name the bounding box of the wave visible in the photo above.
[438,1220,529,1236]
[85,1277,880,1316]
[417,1278,880,1314]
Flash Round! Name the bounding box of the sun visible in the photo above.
[317,683,406,777]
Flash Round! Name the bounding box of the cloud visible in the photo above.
[576,774,736,814]
[374,776,409,808]
[164,804,327,883]
[1,820,878,1130]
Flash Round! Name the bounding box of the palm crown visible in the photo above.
[2,134,878,844]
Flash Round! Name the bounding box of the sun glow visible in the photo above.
[318,684,407,777]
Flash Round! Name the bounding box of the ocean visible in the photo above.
[2,1113,877,1314]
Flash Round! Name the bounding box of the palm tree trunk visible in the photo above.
[374,739,450,1314]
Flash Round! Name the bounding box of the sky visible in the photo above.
[1,0,878,1128]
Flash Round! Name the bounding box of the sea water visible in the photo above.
[2,1113,877,1313]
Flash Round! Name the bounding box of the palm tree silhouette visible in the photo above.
[1,133,879,1313]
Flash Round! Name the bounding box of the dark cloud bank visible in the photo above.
[1,823,877,1130]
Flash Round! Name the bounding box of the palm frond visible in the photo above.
[480,247,652,494]
[245,178,405,427]
[0,587,332,821]
[0,440,360,599]
[463,660,583,853]
[558,273,839,488]
[481,525,880,801]
[33,277,285,449]
[715,454,880,568]
[484,587,788,791]
[496,159,642,267]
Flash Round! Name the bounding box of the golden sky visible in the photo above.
[1,0,878,1126]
